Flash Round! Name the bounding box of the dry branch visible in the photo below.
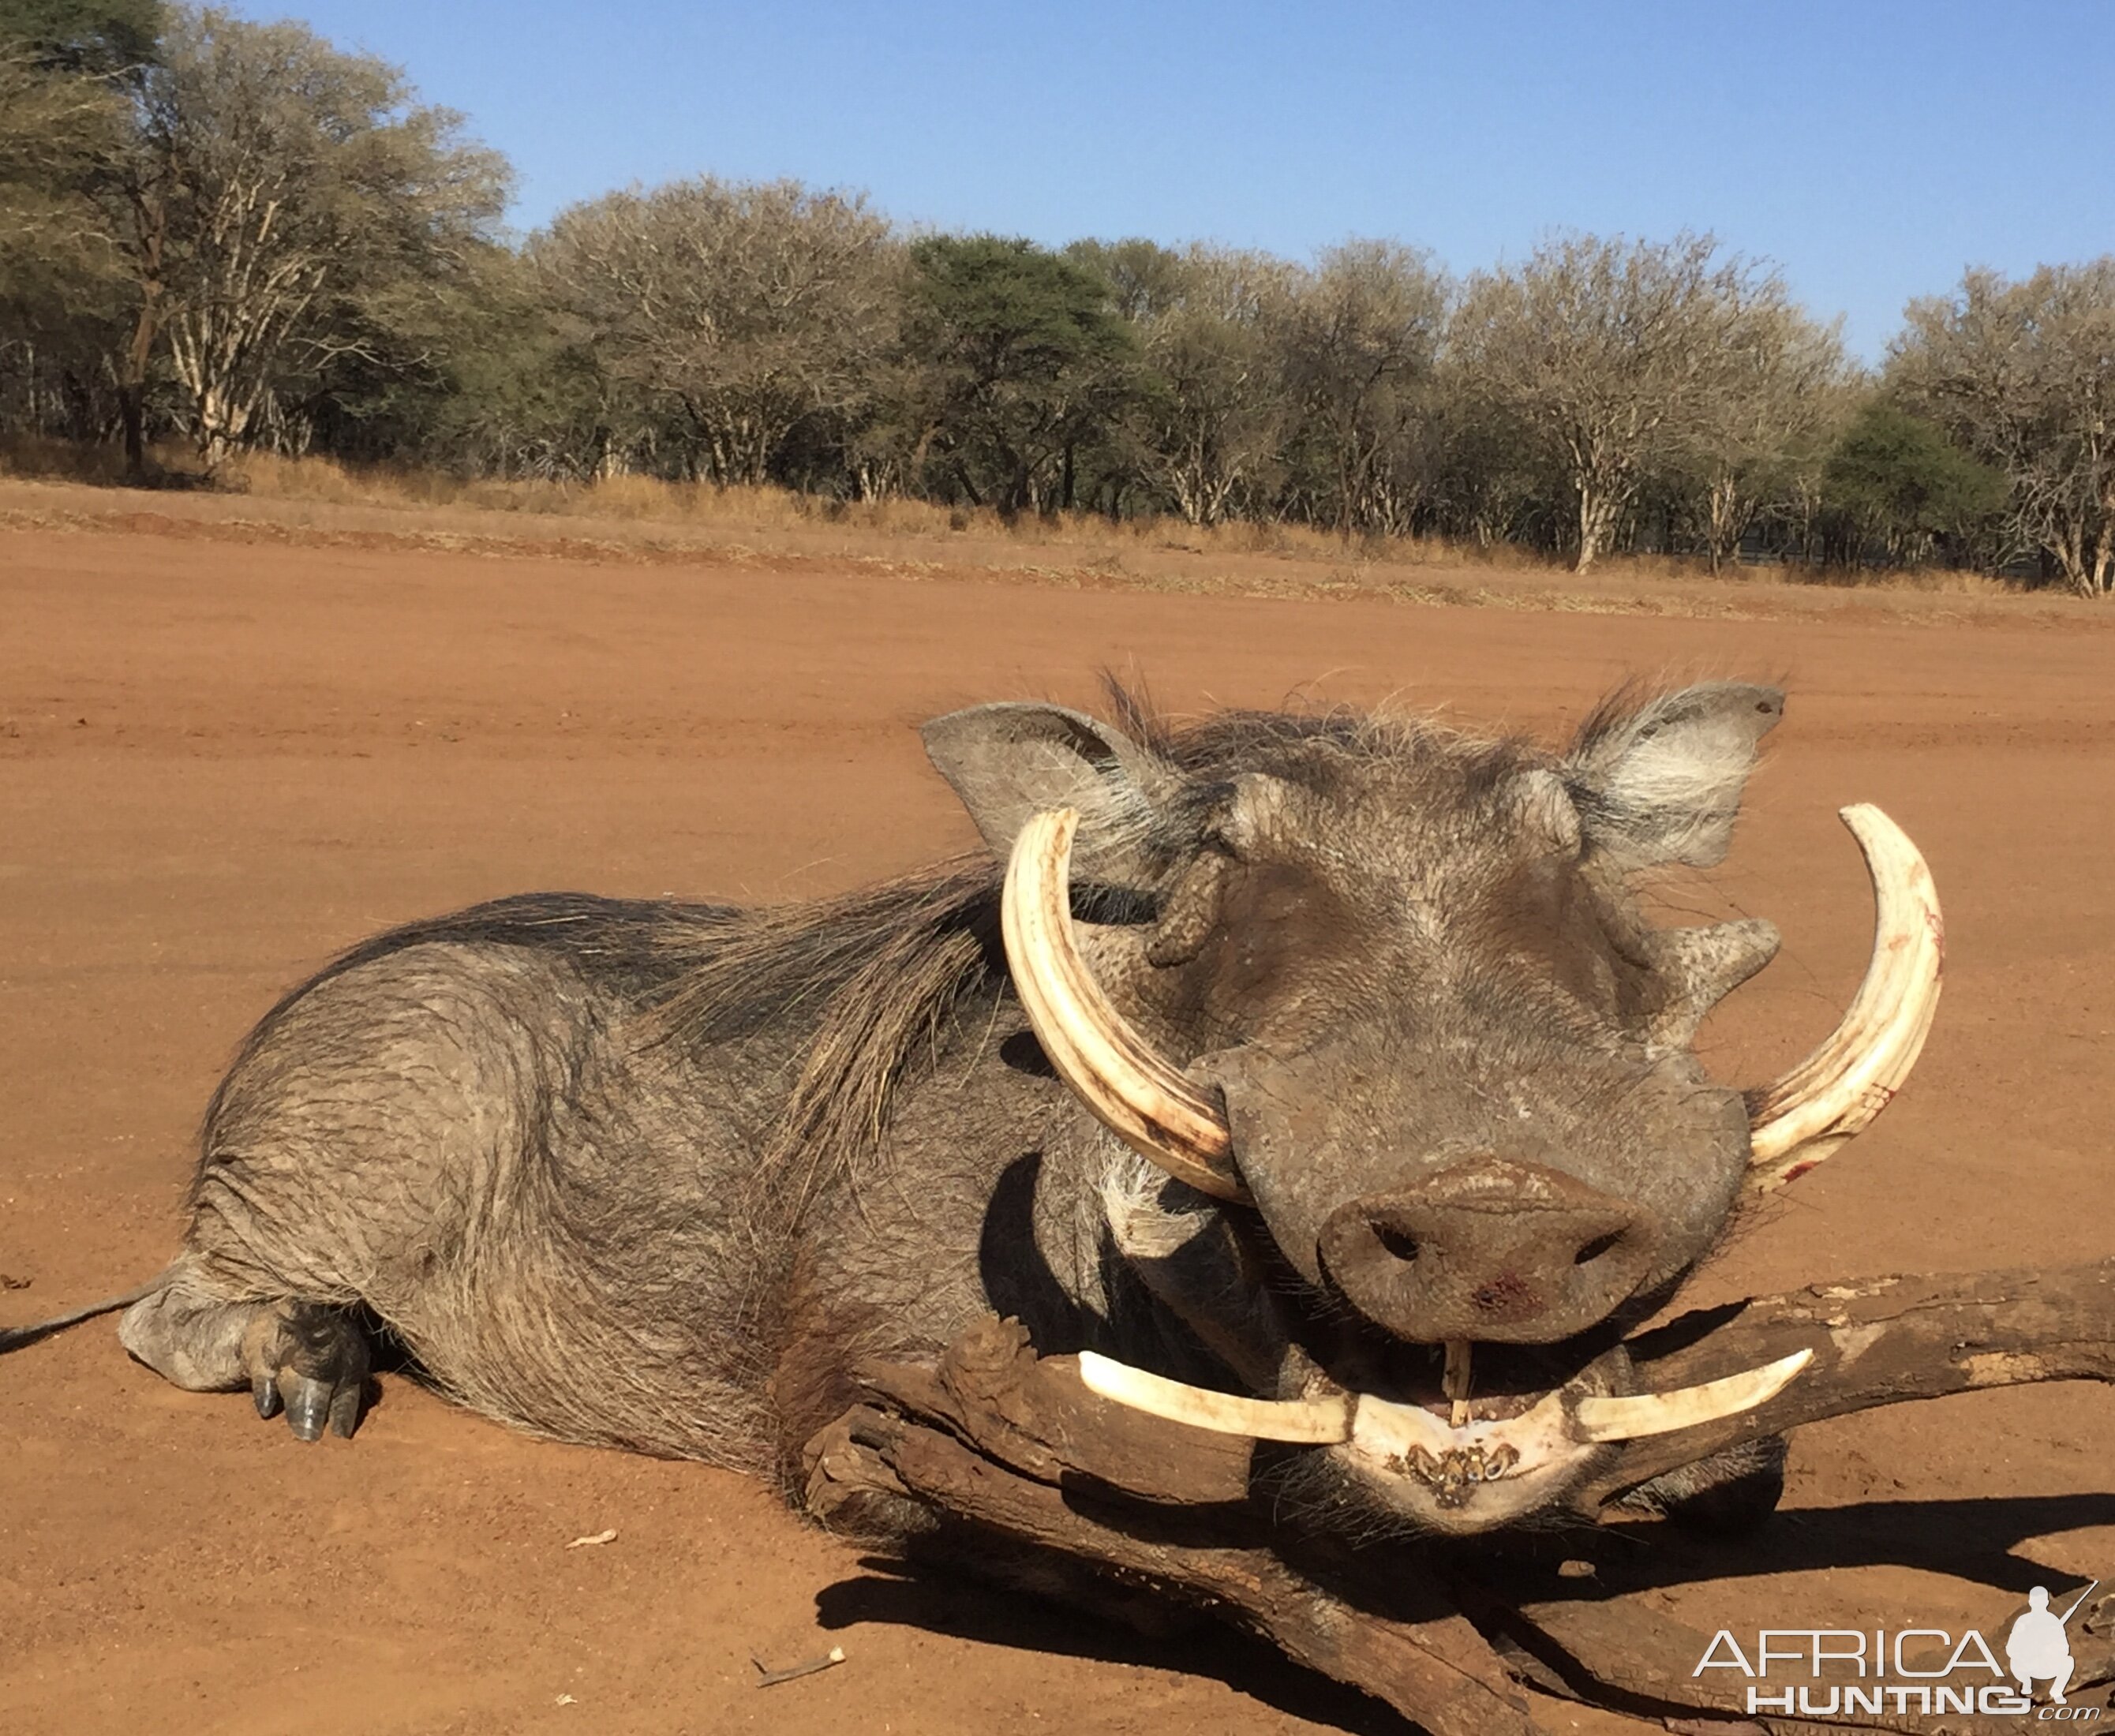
[1580,1256,2115,1511]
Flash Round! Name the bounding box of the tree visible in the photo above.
[1064,235,1189,325]
[0,0,160,72]
[110,6,508,474]
[282,239,603,479]
[1077,241,1297,526]
[1892,262,2115,597]
[1452,232,1772,572]
[0,2,159,443]
[1276,241,1447,537]
[535,178,898,487]
[899,235,1136,516]
[1680,295,1846,572]
[1424,377,1556,551]
[1817,402,2008,569]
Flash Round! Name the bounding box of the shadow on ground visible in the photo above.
[813,1495,2115,1732]
[818,1555,1409,1734]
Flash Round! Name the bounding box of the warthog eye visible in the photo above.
[1574,1231,1624,1266]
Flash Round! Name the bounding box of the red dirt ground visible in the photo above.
[2,518,2109,1735]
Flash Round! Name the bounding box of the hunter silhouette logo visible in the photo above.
[2010,1582,2098,1707]
[1694,1578,2104,1719]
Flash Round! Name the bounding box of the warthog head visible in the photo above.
[923,685,1940,1533]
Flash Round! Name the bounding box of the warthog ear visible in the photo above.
[1565,683,1784,867]
[922,702,1169,877]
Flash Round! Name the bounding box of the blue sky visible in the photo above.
[227,0,2113,362]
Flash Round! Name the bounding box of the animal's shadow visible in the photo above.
[815,1554,1406,1735]
[813,1493,2113,1730]
[1490,1492,2115,1603]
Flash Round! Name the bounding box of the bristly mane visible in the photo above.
[651,861,1007,1220]
[669,679,1552,1218]
[223,682,1565,1224]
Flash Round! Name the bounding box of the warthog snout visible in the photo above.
[1317,1158,1662,1343]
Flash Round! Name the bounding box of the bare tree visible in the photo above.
[1452,233,1771,572]
[1277,241,1447,537]
[1125,244,1299,526]
[112,8,507,475]
[1782,375,1867,566]
[1682,295,1847,571]
[1892,260,2115,597]
[536,178,899,488]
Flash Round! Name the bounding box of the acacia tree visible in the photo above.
[535,178,898,486]
[114,6,507,474]
[1817,401,2007,568]
[1892,261,2115,597]
[897,234,1136,516]
[1452,232,1770,572]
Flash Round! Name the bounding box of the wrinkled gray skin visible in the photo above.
[116,682,1789,1538]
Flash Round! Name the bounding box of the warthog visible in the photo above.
[11,680,1942,1544]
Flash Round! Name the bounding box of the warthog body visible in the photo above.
[114,681,1816,1535]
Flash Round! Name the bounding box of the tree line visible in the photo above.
[3,2,2111,593]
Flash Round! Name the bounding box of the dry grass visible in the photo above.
[218,448,1539,572]
[0,436,1544,571]
[0,437,2058,619]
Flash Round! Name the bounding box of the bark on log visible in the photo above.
[807,1319,1538,1736]
[854,1318,1254,1506]
[1578,1256,2115,1513]
[803,1405,1540,1735]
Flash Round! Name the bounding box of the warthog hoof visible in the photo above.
[243,1302,371,1442]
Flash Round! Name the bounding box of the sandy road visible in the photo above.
[1,522,2109,1734]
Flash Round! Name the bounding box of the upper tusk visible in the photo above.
[1744,805,1943,1193]
[1001,809,1247,1201]
[1076,1350,1352,1443]
[1571,1348,1813,1442]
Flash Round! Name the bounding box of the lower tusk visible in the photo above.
[1571,1348,1812,1442]
[1076,1350,1353,1444]
[1080,1343,1813,1461]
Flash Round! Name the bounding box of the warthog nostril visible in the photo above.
[1316,1157,1663,1344]
[1374,1224,1421,1264]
